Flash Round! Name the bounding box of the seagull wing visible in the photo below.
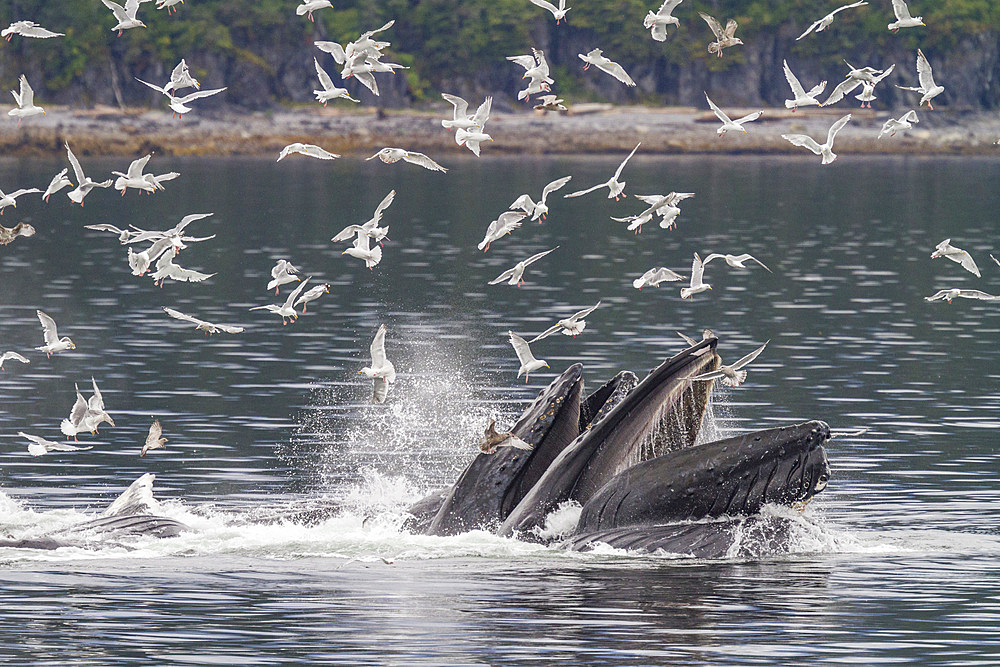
[659,0,684,13]
[488,267,518,285]
[891,0,913,21]
[175,87,227,104]
[732,253,772,272]
[702,253,726,265]
[18,75,34,108]
[331,224,364,243]
[572,300,602,321]
[65,143,86,183]
[36,310,60,345]
[723,19,739,38]
[441,93,470,119]
[315,41,347,64]
[507,331,538,367]
[954,250,981,277]
[539,175,572,203]
[689,253,705,287]
[522,246,559,267]
[471,96,492,127]
[902,109,919,123]
[135,77,170,96]
[796,17,825,40]
[781,133,823,155]
[528,0,560,15]
[372,189,396,223]
[651,267,684,282]
[314,58,337,91]
[826,114,852,146]
[613,142,641,181]
[172,212,214,235]
[163,306,204,327]
[563,181,607,198]
[89,377,105,412]
[871,63,896,85]
[282,277,311,309]
[369,323,388,367]
[510,194,535,212]
[822,78,861,106]
[372,376,389,403]
[506,54,537,72]
[915,49,937,91]
[402,151,447,172]
[147,420,163,445]
[528,323,563,344]
[9,188,42,198]
[730,341,769,370]
[19,23,64,38]
[676,331,698,346]
[102,0,128,22]
[303,145,339,159]
[958,290,1000,301]
[924,290,950,302]
[599,60,635,86]
[783,60,807,97]
[733,110,763,125]
[699,12,724,39]
[704,92,731,124]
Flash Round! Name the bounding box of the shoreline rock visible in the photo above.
[2,105,998,158]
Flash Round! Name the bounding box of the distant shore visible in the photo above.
[1,104,998,158]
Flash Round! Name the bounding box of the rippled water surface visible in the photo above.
[1,154,999,664]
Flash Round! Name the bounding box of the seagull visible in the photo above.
[564,142,640,200]
[136,78,227,117]
[644,0,683,41]
[250,277,311,325]
[488,247,559,286]
[925,289,1000,303]
[783,60,827,111]
[0,222,35,246]
[277,143,341,162]
[688,341,769,387]
[141,420,167,457]
[164,59,199,94]
[150,247,216,287]
[65,142,113,206]
[268,259,301,294]
[703,252,772,272]
[796,1,868,40]
[578,48,636,87]
[888,0,924,32]
[35,310,75,357]
[510,176,572,222]
[611,191,694,232]
[992,254,1000,269]
[853,65,896,108]
[314,20,395,65]
[931,239,980,277]
[704,92,762,136]
[677,329,716,347]
[331,189,395,245]
[895,49,944,110]
[508,331,549,382]
[128,238,173,276]
[441,93,491,132]
[366,148,447,172]
[294,283,331,313]
[533,95,567,112]
[455,127,493,157]
[156,0,185,15]
[878,109,919,138]
[2,20,64,40]
[60,383,90,440]
[124,212,215,255]
[342,232,383,270]
[0,351,29,370]
[781,114,852,165]
[478,211,527,252]
[0,185,41,214]
[633,267,684,289]
[359,324,396,403]
[19,432,93,457]
[9,74,45,127]
[41,168,73,202]
[112,153,158,195]
[296,0,332,22]
[680,253,711,299]
[529,301,601,342]
[479,419,532,454]
[162,307,244,335]
[529,0,570,23]
[84,377,115,433]
[822,62,893,107]
[313,58,359,106]
[507,49,554,102]
[102,0,147,36]
[699,12,742,57]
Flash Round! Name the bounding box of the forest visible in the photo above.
[1,0,998,110]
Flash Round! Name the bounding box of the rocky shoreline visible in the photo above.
[2,104,998,158]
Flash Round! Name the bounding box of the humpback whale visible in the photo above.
[0,474,190,550]
[411,336,833,558]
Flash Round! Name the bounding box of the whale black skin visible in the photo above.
[0,515,190,550]
[574,420,831,533]
[500,337,720,537]
[423,364,586,536]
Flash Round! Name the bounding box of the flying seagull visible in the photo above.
[680,253,712,299]
[925,289,1000,303]
[644,0,683,42]
[141,420,167,457]
[931,239,980,277]
[0,222,34,246]
[529,0,570,23]
[699,12,742,57]
[509,176,573,222]
[781,114,852,164]
[529,301,602,342]
[895,49,944,110]
[366,147,447,172]
[888,0,924,32]
[703,252,772,272]
[688,341,769,387]
[9,74,45,127]
[35,310,75,357]
[633,267,684,290]
[878,110,919,139]
[277,143,340,162]
[2,21,64,40]
[796,1,868,40]
[578,48,636,87]
[704,92,762,136]
[783,60,827,112]
[507,331,549,382]
[18,432,92,457]
[564,142,640,201]
[0,351,30,370]
[162,307,244,335]
[360,324,396,403]
[478,211,527,252]
[488,247,559,287]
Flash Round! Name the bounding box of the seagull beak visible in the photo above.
[545,363,550,368]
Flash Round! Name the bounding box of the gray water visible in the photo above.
[1,153,999,664]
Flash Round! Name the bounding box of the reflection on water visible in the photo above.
[1,155,1000,663]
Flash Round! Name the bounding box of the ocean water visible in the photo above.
[1,153,1000,664]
